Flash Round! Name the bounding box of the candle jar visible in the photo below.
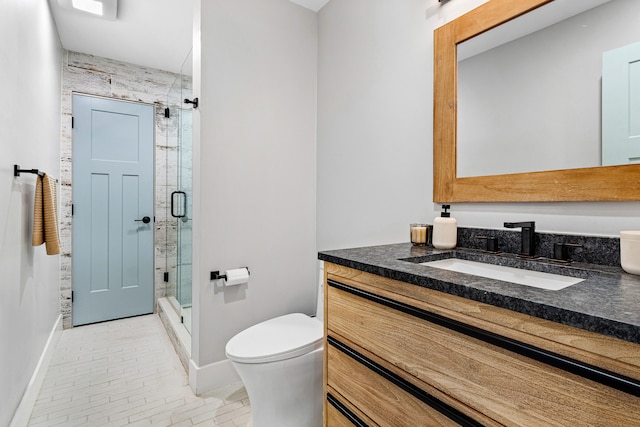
[410,223,431,246]
[620,231,640,275]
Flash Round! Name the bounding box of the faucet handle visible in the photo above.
[553,242,583,262]
[476,236,499,253]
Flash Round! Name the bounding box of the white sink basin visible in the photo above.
[421,258,584,291]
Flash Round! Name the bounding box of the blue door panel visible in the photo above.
[90,173,110,292]
[123,174,140,289]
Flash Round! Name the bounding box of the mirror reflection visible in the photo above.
[457,0,640,178]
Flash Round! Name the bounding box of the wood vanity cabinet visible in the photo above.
[323,262,640,427]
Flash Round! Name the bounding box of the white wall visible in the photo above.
[0,0,62,425]
[316,0,640,252]
[317,0,435,250]
[192,0,318,372]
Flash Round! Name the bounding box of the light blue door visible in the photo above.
[72,94,154,326]
[602,41,640,166]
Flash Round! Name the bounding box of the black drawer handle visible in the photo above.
[326,393,369,427]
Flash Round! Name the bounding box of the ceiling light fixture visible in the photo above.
[58,0,118,20]
[72,0,103,15]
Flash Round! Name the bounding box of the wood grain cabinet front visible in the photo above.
[327,339,471,426]
[323,263,640,427]
[326,404,363,427]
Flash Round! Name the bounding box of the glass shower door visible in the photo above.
[165,50,193,334]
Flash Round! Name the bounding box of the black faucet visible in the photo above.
[504,221,536,257]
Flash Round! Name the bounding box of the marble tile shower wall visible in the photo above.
[60,51,180,329]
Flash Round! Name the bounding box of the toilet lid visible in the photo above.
[225,313,323,364]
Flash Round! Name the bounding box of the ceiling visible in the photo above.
[290,0,330,11]
[48,0,330,75]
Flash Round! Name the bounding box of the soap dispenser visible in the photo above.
[433,205,457,249]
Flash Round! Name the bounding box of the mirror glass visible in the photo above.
[457,0,640,178]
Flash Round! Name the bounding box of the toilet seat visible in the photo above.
[225,313,323,364]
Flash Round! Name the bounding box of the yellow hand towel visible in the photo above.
[32,173,60,255]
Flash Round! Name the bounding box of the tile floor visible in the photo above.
[28,315,252,426]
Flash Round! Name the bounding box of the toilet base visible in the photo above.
[231,347,323,427]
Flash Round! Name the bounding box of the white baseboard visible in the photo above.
[189,358,241,395]
[10,314,63,427]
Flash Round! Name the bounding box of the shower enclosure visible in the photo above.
[165,50,193,333]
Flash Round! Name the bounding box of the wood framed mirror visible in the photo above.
[433,0,640,202]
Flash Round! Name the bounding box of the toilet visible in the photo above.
[225,273,324,427]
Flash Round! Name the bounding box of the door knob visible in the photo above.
[135,216,151,224]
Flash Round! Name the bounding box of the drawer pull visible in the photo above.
[327,393,369,427]
[328,279,640,397]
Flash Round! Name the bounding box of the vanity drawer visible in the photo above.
[326,263,640,381]
[327,281,640,427]
[327,341,465,427]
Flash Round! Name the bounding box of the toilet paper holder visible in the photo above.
[210,267,250,281]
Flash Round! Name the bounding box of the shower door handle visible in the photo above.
[171,191,187,218]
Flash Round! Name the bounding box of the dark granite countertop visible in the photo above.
[319,243,640,344]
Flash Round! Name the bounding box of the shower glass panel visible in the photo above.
[165,50,193,334]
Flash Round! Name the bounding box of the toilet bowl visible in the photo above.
[225,268,325,427]
[226,313,323,427]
